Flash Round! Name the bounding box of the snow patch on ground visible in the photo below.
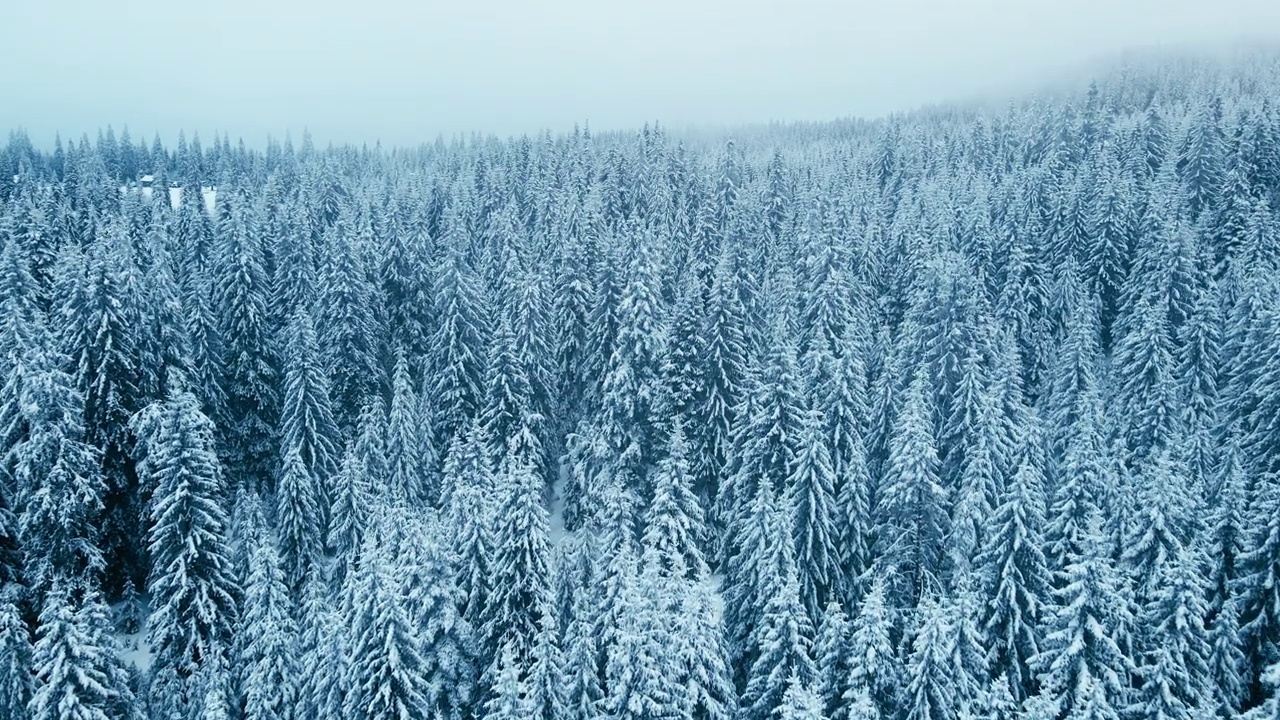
[549,459,570,547]
[117,628,154,673]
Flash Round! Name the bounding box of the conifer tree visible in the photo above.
[275,445,322,591]
[212,188,278,489]
[877,371,950,606]
[344,529,430,720]
[813,600,849,720]
[741,510,818,720]
[482,642,528,720]
[846,576,899,719]
[1236,468,1280,694]
[14,344,105,594]
[483,435,552,664]
[788,405,839,622]
[386,353,434,506]
[239,536,298,720]
[278,309,340,506]
[429,247,491,454]
[642,419,709,581]
[1131,548,1213,720]
[903,597,959,720]
[975,457,1050,702]
[0,600,31,720]
[1033,513,1132,720]
[132,383,237,679]
[30,586,116,720]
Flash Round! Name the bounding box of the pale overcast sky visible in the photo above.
[3,0,1279,148]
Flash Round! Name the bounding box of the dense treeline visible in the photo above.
[3,49,1280,720]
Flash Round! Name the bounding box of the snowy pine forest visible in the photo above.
[3,48,1280,720]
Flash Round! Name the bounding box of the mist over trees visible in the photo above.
[2,48,1280,720]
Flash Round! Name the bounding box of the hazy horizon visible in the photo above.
[5,0,1280,149]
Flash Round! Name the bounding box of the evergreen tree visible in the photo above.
[278,310,340,508]
[275,445,322,591]
[813,600,849,720]
[903,597,959,720]
[845,576,899,719]
[0,600,31,720]
[386,353,436,507]
[741,509,818,720]
[14,345,105,594]
[1033,513,1132,720]
[877,370,950,606]
[1236,468,1280,694]
[239,536,298,720]
[132,384,237,679]
[344,528,430,720]
[788,406,839,622]
[429,247,490,454]
[1131,548,1213,720]
[483,435,552,664]
[213,187,278,489]
[482,642,528,720]
[975,457,1051,702]
[29,586,116,720]
[642,419,709,581]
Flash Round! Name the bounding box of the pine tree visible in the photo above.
[642,419,709,581]
[562,589,603,720]
[29,586,116,720]
[386,353,435,507]
[239,536,298,720]
[741,511,818,720]
[132,383,237,678]
[1236,468,1280,695]
[1033,513,1132,720]
[482,642,528,720]
[483,435,552,664]
[14,344,105,594]
[877,370,950,606]
[903,597,959,720]
[276,444,322,591]
[813,600,849,720]
[318,223,382,433]
[55,231,147,594]
[1131,548,1213,720]
[604,554,682,720]
[429,247,491,454]
[526,595,564,720]
[278,310,340,507]
[693,247,747,510]
[788,406,839,622]
[779,670,828,720]
[344,528,430,720]
[975,457,1050,702]
[213,187,278,489]
[327,441,370,586]
[0,600,31,720]
[834,431,873,606]
[845,576,899,719]
[676,580,736,720]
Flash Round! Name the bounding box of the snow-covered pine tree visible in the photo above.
[238,536,298,720]
[482,433,552,665]
[132,382,237,679]
[1032,512,1133,720]
[787,405,839,622]
[29,585,117,720]
[975,456,1050,702]
[642,418,709,581]
[877,370,950,607]
[278,309,340,509]
[0,599,31,720]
